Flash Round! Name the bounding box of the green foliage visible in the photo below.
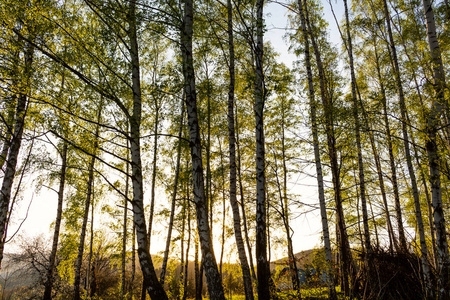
[1,0,448,297]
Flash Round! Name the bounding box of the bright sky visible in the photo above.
[5,0,348,262]
[263,0,345,259]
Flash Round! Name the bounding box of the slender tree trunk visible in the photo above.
[362,109,396,252]
[266,192,271,264]
[297,1,336,297]
[160,101,185,285]
[253,0,270,298]
[147,99,159,249]
[421,0,450,296]
[272,119,299,294]
[343,0,371,254]
[303,0,354,295]
[128,221,136,300]
[371,39,399,253]
[219,141,226,276]
[226,1,254,296]
[355,175,364,252]
[73,103,103,299]
[379,67,404,253]
[393,21,439,268]
[90,256,97,297]
[121,148,130,300]
[195,237,201,300]
[43,141,68,300]
[86,192,95,298]
[0,95,16,171]
[0,40,34,268]
[127,1,168,298]
[183,196,191,300]
[236,103,256,281]
[381,0,433,296]
[180,0,225,297]
[73,134,98,300]
[382,0,417,254]
[205,67,213,243]
[0,45,20,171]
[408,117,439,269]
[274,156,300,295]
[280,104,300,295]
[180,191,186,300]
[141,101,160,300]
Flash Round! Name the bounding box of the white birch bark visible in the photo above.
[297,1,336,297]
[382,0,432,295]
[226,0,254,296]
[421,0,450,297]
[121,146,129,300]
[303,0,355,295]
[180,0,225,297]
[43,141,67,300]
[253,0,270,298]
[343,0,371,253]
[127,1,168,298]
[0,40,34,269]
[160,101,184,285]
[73,133,97,300]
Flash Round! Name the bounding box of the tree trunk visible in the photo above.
[141,100,160,300]
[180,0,225,297]
[379,68,404,253]
[371,39,399,253]
[236,103,257,281]
[180,190,186,300]
[160,101,185,285]
[86,191,95,297]
[266,191,271,264]
[90,257,97,296]
[343,0,371,254]
[381,0,410,254]
[195,237,201,300]
[127,1,168,298]
[0,39,34,269]
[0,94,16,171]
[280,106,300,295]
[303,0,355,296]
[73,133,97,300]
[297,1,336,297]
[382,0,432,295]
[43,141,68,300]
[128,221,136,300]
[206,67,213,245]
[219,140,226,276]
[393,21,439,268]
[183,195,191,300]
[253,0,270,298]
[227,0,254,296]
[121,148,129,300]
[421,0,450,296]
[362,107,396,252]
[272,122,300,295]
[147,98,159,249]
[408,120,439,269]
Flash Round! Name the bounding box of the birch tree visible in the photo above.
[296,0,337,297]
[180,0,225,297]
[421,0,450,296]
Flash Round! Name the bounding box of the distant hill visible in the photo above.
[270,248,334,271]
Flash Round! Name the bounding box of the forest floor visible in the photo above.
[187,286,349,299]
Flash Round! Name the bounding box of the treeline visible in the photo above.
[0,0,448,299]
